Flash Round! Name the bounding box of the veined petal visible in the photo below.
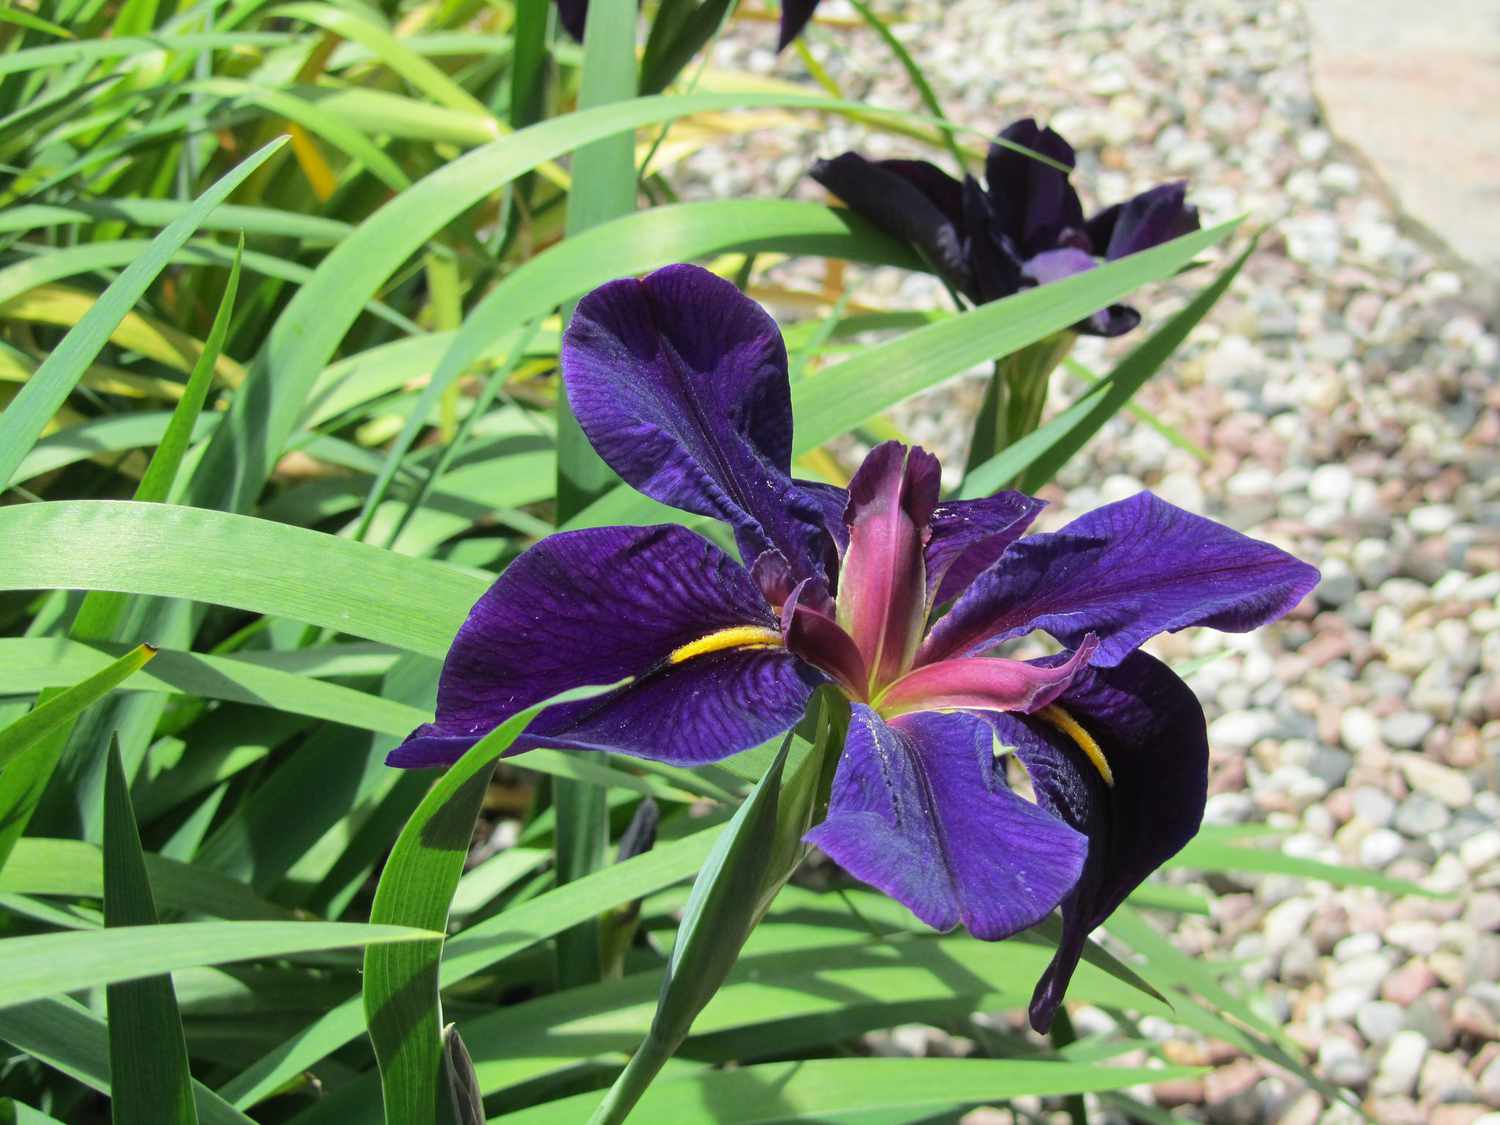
[925,491,1046,607]
[878,635,1097,718]
[836,443,940,687]
[1088,182,1200,261]
[811,154,971,295]
[387,524,816,767]
[919,492,1320,667]
[806,706,1087,939]
[983,653,1208,1031]
[562,265,836,583]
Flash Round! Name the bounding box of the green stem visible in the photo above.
[1048,1005,1089,1125]
[587,1032,676,1125]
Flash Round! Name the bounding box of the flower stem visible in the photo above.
[586,1032,676,1125]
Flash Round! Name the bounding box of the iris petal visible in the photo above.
[925,492,1044,608]
[562,264,837,583]
[806,705,1088,940]
[985,119,1086,258]
[811,154,971,297]
[1087,182,1200,261]
[983,652,1208,1031]
[877,635,1097,717]
[388,523,817,767]
[918,491,1320,667]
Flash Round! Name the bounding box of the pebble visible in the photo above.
[1356,1001,1406,1045]
[1373,1031,1430,1098]
[1400,755,1477,808]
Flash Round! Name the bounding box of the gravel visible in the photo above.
[691,0,1500,1119]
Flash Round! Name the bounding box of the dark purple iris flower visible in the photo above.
[388,264,1317,1030]
[554,0,819,50]
[811,117,1201,336]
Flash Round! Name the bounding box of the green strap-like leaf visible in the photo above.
[0,997,254,1125]
[0,644,156,773]
[0,137,285,491]
[362,688,609,1125]
[220,825,721,1108]
[0,922,439,1011]
[0,501,488,657]
[104,742,199,1125]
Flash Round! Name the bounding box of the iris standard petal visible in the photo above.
[836,442,940,685]
[1087,181,1200,261]
[984,652,1208,1031]
[811,154,971,295]
[961,175,1024,302]
[562,264,837,582]
[924,491,1046,608]
[985,119,1086,257]
[918,491,1320,667]
[806,706,1088,940]
[387,523,816,767]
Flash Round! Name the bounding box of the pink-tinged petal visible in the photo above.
[387,524,817,767]
[806,706,1087,939]
[919,492,1321,667]
[982,652,1207,1031]
[925,491,1046,607]
[835,442,940,688]
[562,265,837,583]
[782,577,867,701]
[878,635,1097,718]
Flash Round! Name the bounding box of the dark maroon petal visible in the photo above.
[806,706,1087,938]
[777,0,820,49]
[985,119,1086,257]
[1076,302,1142,338]
[925,491,1046,607]
[387,524,813,767]
[553,0,588,39]
[811,153,971,296]
[782,577,868,700]
[918,491,1321,667]
[1088,182,1201,261]
[836,443,940,686]
[879,635,1097,718]
[984,652,1207,1031]
[563,265,836,582]
[961,175,1024,303]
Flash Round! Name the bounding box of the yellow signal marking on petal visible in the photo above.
[668,626,784,665]
[1038,704,1114,788]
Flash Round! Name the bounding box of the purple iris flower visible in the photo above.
[810,117,1201,336]
[554,0,820,50]
[388,264,1316,1030]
